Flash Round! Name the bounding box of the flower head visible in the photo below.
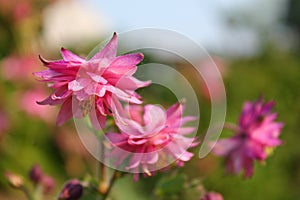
[213,98,284,177]
[106,101,198,179]
[35,33,150,127]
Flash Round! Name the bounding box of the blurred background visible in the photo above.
[0,0,300,199]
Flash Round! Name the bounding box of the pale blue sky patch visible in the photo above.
[85,0,287,57]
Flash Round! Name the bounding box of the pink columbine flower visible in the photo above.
[213,98,284,177]
[106,101,198,179]
[34,33,150,127]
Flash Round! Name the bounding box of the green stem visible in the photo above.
[98,138,107,194]
[20,186,33,200]
[102,171,119,200]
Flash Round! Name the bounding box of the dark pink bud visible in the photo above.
[59,179,83,200]
[29,164,43,184]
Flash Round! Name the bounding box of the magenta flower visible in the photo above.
[213,98,284,177]
[106,101,198,179]
[35,33,150,127]
[200,192,224,200]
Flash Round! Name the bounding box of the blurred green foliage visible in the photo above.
[196,49,300,200]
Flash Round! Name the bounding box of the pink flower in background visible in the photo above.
[20,89,56,123]
[35,33,150,127]
[106,101,198,179]
[200,192,223,200]
[0,0,32,22]
[1,54,39,81]
[213,98,284,177]
[13,0,32,22]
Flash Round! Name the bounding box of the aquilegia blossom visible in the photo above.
[106,101,198,179]
[34,33,150,127]
[213,98,283,177]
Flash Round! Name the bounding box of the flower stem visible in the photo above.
[102,170,119,200]
[20,186,33,200]
[98,139,108,194]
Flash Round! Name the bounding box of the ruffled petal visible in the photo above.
[143,105,166,134]
[91,32,118,60]
[61,48,85,62]
[56,98,73,126]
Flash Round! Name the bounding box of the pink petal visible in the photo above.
[114,76,151,91]
[167,141,193,162]
[213,138,240,156]
[106,53,144,75]
[91,32,118,60]
[68,78,91,91]
[106,133,127,145]
[143,105,166,133]
[127,154,142,169]
[128,137,148,145]
[142,152,158,164]
[60,48,85,62]
[125,105,143,125]
[86,72,108,84]
[89,107,106,130]
[106,85,142,104]
[56,98,72,126]
[178,127,196,135]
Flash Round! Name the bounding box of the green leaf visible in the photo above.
[154,174,186,196]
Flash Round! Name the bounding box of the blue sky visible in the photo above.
[85,0,285,56]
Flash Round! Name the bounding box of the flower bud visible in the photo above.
[58,179,83,200]
[4,172,23,188]
[29,164,43,184]
[42,175,55,194]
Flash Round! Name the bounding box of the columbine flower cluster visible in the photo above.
[35,33,198,178]
[35,32,284,200]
